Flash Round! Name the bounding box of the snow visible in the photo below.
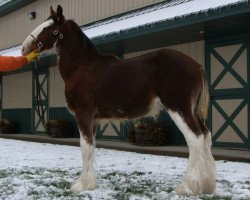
[83,0,248,38]
[0,45,22,57]
[0,0,12,7]
[0,138,250,200]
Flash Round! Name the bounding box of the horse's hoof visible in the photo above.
[175,183,197,196]
[70,180,84,193]
[70,179,97,193]
[203,178,216,194]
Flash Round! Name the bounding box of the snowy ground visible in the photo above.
[0,139,249,200]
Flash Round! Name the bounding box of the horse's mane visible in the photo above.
[67,20,102,56]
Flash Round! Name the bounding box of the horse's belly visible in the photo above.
[95,97,164,121]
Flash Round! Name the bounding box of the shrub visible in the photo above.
[0,119,17,134]
[45,120,73,138]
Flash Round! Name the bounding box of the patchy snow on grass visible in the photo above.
[0,138,249,200]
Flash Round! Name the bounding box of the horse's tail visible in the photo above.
[197,69,209,121]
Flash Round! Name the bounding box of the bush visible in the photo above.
[0,119,17,134]
[45,120,73,138]
[130,119,169,146]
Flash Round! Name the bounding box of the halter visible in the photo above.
[30,26,64,52]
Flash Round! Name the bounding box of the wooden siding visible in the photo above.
[2,72,32,109]
[0,0,164,50]
[49,66,66,107]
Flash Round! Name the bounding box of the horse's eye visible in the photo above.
[44,26,52,31]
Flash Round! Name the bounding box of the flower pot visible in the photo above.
[46,120,73,138]
[128,131,136,144]
[0,119,16,134]
[134,128,154,146]
[50,127,65,138]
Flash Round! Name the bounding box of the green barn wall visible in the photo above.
[2,108,32,133]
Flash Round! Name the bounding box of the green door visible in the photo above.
[32,64,49,134]
[206,39,250,148]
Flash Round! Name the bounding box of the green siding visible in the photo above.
[49,107,79,137]
[2,108,32,133]
[159,111,186,145]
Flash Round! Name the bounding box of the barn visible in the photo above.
[0,0,249,149]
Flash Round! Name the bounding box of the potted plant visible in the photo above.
[131,118,169,146]
[0,119,17,134]
[45,120,73,138]
[128,130,136,144]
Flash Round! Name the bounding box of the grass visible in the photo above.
[102,171,167,199]
[0,167,249,200]
[200,196,231,200]
[0,170,9,178]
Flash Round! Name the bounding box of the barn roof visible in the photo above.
[0,0,12,7]
[85,0,250,53]
[1,0,250,56]
[83,0,249,39]
[0,0,36,17]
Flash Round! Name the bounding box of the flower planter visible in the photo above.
[131,119,169,146]
[134,128,155,146]
[49,127,65,138]
[46,120,73,138]
[128,130,136,144]
[0,119,16,134]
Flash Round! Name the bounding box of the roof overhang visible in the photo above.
[88,0,250,54]
[0,0,37,17]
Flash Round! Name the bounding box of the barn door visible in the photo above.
[206,39,250,148]
[32,64,49,133]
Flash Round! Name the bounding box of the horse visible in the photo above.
[21,5,216,196]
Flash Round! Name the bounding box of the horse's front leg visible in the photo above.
[70,111,97,192]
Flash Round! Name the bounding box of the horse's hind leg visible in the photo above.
[167,110,215,196]
[70,111,97,192]
[196,117,216,194]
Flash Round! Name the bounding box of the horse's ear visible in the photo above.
[56,5,65,24]
[50,6,56,17]
[57,5,63,18]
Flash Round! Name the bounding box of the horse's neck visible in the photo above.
[57,22,101,81]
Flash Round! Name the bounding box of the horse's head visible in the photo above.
[22,5,66,56]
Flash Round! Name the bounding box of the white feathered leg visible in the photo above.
[203,131,216,194]
[168,110,216,196]
[71,133,97,192]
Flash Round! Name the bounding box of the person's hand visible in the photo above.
[26,50,39,62]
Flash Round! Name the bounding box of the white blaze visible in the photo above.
[22,19,54,55]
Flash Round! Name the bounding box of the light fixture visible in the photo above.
[199,30,204,34]
[27,11,36,20]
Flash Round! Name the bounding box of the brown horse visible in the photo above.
[22,5,215,196]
